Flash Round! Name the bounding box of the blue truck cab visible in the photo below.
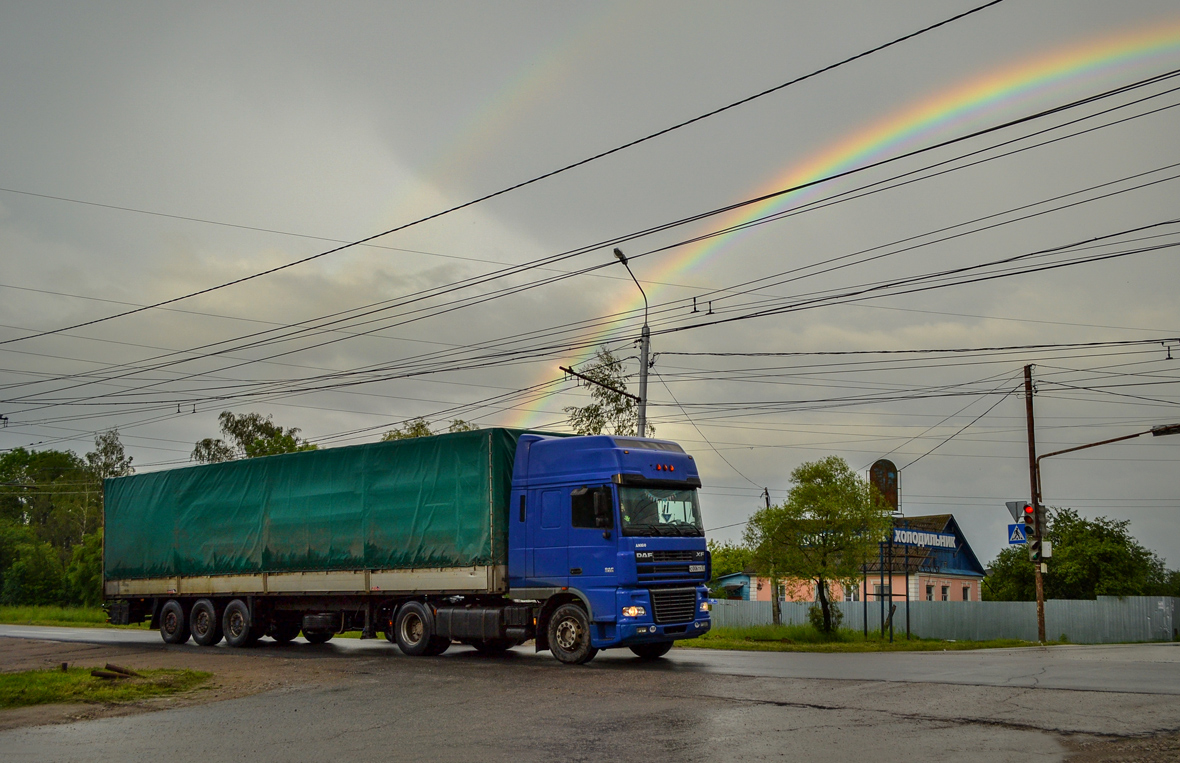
[507,433,711,663]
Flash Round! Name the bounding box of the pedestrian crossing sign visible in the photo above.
[1008,524,1027,544]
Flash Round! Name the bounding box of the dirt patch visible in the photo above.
[0,636,357,731]
[1066,731,1180,762]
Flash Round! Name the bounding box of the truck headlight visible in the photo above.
[699,602,711,612]
[622,606,646,618]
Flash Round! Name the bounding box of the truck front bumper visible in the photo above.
[602,584,711,647]
[617,616,710,643]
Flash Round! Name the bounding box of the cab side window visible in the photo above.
[571,487,612,529]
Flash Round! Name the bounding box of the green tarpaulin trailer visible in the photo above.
[104,428,523,598]
[103,426,712,664]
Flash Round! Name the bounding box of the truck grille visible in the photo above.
[637,564,690,575]
[653,550,695,562]
[649,588,697,624]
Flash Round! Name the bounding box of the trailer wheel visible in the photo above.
[190,599,223,646]
[394,601,434,656]
[547,603,598,665]
[470,638,514,655]
[159,600,189,645]
[629,641,673,660]
[303,631,333,645]
[271,619,301,643]
[222,599,259,648]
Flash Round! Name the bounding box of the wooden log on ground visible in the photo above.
[104,663,141,677]
[90,669,129,680]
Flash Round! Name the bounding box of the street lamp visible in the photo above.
[1035,422,1180,504]
[1025,420,1179,643]
[613,248,649,437]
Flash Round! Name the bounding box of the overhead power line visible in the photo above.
[6,69,1174,419]
[0,1,1007,350]
[661,338,1180,358]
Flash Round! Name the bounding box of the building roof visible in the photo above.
[863,514,985,578]
[711,514,985,580]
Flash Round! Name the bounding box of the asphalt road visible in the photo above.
[4,625,1180,762]
[3,623,1178,694]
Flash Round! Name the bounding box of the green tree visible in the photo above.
[0,447,95,550]
[445,419,479,433]
[382,417,437,441]
[381,418,478,441]
[744,456,891,634]
[707,539,753,598]
[984,508,1171,601]
[0,537,64,605]
[0,520,37,597]
[563,347,653,437]
[64,528,104,607]
[192,412,318,463]
[85,429,134,481]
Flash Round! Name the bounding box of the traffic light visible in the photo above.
[1022,503,1041,562]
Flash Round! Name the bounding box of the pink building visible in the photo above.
[715,515,985,603]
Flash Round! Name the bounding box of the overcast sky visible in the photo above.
[2,1,1178,567]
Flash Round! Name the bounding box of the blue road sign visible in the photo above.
[1008,524,1027,544]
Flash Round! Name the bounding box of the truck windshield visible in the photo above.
[618,486,704,537]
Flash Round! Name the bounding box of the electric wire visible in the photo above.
[0,1,1008,349]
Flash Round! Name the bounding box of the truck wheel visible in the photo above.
[190,599,223,646]
[470,638,514,655]
[271,619,301,643]
[547,603,598,665]
[629,641,673,660]
[159,599,189,645]
[425,637,452,656]
[394,601,435,656]
[303,631,333,644]
[222,599,259,648]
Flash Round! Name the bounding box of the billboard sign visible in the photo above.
[870,459,899,512]
[892,528,956,549]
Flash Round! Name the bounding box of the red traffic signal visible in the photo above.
[1022,503,1035,529]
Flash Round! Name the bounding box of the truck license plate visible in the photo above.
[689,564,706,573]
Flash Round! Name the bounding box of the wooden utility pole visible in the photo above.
[1023,364,1047,642]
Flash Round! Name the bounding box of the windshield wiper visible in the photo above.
[670,521,703,537]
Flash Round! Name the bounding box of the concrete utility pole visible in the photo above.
[1023,364,1047,643]
[1023,363,1179,644]
[764,488,781,626]
[613,248,649,437]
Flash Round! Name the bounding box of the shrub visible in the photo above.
[808,602,843,634]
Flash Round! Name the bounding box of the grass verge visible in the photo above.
[0,667,211,709]
[0,605,147,629]
[676,623,1055,652]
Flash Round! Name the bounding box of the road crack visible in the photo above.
[684,690,1180,740]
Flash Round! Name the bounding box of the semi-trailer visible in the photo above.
[104,428,712,664]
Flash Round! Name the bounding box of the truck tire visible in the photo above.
[271,619,301,643]
[190,599,223,646]
[426,636,452,656]
[303,631,333,644]
[394,601,435,656]
[222,599,259,648]
[629,641,673,660]
[547,603,598,665]
[159,599,189,645]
